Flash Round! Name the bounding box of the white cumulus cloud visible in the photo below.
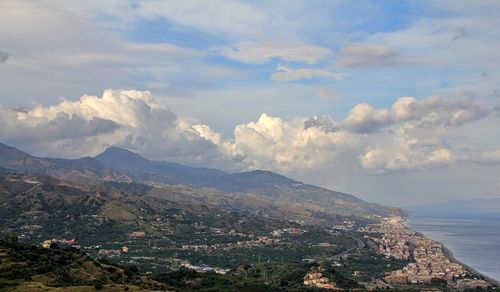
[0,90,225,166]
[228,113,352,173]
[343,103,391,133]
[341,96,489,133]
[2,89,499,177]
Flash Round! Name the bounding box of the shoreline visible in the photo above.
[403,217,499,286]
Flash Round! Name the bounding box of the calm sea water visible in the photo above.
[407,215,500,281]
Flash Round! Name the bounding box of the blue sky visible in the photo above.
[1,0,500,205]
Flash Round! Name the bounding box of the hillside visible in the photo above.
[95,147,405,219]
[0,173,405,291]
[0,172,213,244]
[0,142,405,222]
[0,232,166,291]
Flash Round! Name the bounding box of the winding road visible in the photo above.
[328,236,365,261]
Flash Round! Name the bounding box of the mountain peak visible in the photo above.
[98,146,142,158]
[94,146,227,184]
[94,146,151,173]
[95,146,151,163]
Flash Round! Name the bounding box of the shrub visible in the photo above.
[93,280,103,290]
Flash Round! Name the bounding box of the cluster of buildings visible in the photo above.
[82,244,102,250]
[359,217,413,260]
[331,220,356,231]
[181,236,281,251]
[41,238,80,249]
[98,246,129,256]
[176,225,309,254]
[21,224,42,232]
[189,223,256,239]
[270,227,306,237]
[361,217,492,289]
[180,261,231,275]
[129,231,146,238]
[42,230,143,257]
[18,224,43,239]
[227,229,247,237]
[303,271,340,290]
[181,244,209,251]
[201,226,307,239]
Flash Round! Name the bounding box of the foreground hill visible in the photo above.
[1,230,387,291]
[0,232,166,291]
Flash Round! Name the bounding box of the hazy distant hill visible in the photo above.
[407,198,500,219]
[0,143,131,183]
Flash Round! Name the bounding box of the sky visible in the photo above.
[1,0,500,206]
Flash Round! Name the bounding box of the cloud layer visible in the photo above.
[2,1,500,203]
[2,90,499,178]
[342,96,488,133]
[0,90,224,166]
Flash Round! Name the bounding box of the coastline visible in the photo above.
[403,218,499,286]
[440,243,499,286]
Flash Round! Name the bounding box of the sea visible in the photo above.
[407,214,500,282]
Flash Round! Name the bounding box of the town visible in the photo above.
[360,217,492,289]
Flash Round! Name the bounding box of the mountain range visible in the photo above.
[0,143,130,183]
[0,142,404,222]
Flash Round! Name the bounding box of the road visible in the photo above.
[328,236,365,261]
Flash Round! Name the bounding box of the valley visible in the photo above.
[0,143,496,291]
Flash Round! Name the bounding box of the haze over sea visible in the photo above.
[408,213,500,281]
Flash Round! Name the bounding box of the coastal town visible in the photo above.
[360,217,493,289]
[22,206,498,291]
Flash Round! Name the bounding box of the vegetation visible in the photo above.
[0,232,166,291]
[0,165,478,291]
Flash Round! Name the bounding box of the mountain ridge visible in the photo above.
[0,142,405,219]
[94,146,403,218]
[95,146,226,186]
[0,142,131,183]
